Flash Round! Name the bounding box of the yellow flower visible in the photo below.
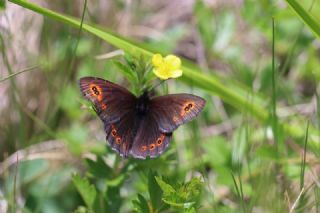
[152,54,183,80]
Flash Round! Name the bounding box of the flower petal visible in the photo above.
[152,54,163,67]
[164,55,181,70]
[170,69,183,78]
[153,68,169,80]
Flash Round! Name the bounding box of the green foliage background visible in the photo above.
[0,0,320,212]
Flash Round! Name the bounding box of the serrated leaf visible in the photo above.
[182,178,203,201]
[155,177,203,209]
[132,194,150,213]
[72,173,97,208]
[155,176,176,196]
[85,156,112,179]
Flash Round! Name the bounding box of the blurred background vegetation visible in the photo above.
[0,0,320,212]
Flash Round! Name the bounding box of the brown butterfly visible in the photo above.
[79,77,205,159]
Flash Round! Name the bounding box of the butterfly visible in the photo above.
[79,77,206,159]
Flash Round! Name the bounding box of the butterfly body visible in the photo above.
[79,77,205,159]
[135,92,150,116]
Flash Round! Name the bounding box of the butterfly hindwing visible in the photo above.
[79,77,136,124]
[150,94,206,133]
[130,113,172,159]
[104,112,140,157]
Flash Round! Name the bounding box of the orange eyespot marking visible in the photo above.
[157,139,162,146]
[141,145,147,151]
[100,103,107,110]
[111,125,117,137]
[149,144,156,150]
[92,86,99,95]
[90,84,100,95]
[116,137,121,144]
[89,84,103,101]
[181,102,195,115]
[156,134,165,146]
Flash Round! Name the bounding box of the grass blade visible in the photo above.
[0,65,38,83]
[289,187,305,213]
[285,0,320,39]
[271,18,279,156]
[300,121,309,190]
[231,172,246,213]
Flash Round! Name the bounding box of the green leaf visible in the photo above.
[185,207,197,213]
[180,177,203,201]
[285,0,320,39]
[148,171,162,211]
[85,156,112,179]
[0,0,5,9]
[155,176,176,196]
[72,173,97,209]
[74,206,89,213]
[155,177,203,209]
[105,186,122,212]
[112,60,137,83]
[106,173,126,187]
[132,194,150,213]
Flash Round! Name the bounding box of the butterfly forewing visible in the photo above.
[150,94,206,133]
[79,77,136,124]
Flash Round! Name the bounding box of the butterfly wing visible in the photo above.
[79,77,136,124]
[150,94,206,133]
[130,112,172,159]
[104,112,141,157]
[79,77,138,157]
[130,94,205,159]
